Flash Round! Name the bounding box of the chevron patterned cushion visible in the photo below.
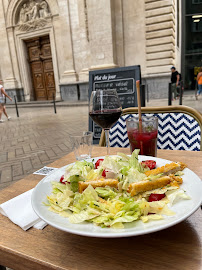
[109,113,201,151]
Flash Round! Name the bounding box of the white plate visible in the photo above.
[32,155,202,238]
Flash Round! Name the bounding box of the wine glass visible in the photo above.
[89,89,122,155]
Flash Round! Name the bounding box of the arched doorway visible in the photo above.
[25,35,56,100]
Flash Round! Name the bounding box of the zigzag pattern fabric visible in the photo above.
[109,113,201,151]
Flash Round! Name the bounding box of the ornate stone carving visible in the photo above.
[18,0,51,31]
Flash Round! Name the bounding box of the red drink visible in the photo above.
[89,109,122,129]
[126,117,158,156]
[127,129,158,156]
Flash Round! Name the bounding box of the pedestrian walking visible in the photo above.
[0,80,12,123]
[196,67,202,97]
[171,66,180,100]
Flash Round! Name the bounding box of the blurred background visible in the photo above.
[0,0,201,102]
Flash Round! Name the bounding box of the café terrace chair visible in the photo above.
[99,105,202,151]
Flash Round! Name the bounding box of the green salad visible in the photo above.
[45,150,190,229]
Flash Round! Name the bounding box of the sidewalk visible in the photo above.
[147,92,202,113]
[0,106,89,190]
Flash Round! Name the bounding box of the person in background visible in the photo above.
[171,66,180,100]
[0,80,12,123]
[196,67,202,97]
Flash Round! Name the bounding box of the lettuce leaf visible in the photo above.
[166,189,191,206]
[95,187,117,199]
[140,214,163,223]
[65,160,94,180]
[69,175,84,192]
[68,209,100,224]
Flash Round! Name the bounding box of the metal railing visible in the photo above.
[53,93,57,114]
[14,96,19,117]
[5,94,57,118]
[140,84,146,107]
[168,83,172,105]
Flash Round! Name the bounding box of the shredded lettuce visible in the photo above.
[68,209,100,224]
[100,156,126,173]
[140,214,163,223]
[95,187,117,199]
[65,160,94,180]
[69,175,83,192]
[51,181,69,194]
[86,168,103,181]
[166,189,191,205]
[129,149,140,168]
[117,152,130,161]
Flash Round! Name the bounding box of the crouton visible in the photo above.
[145,162,187,177]
[128,175,183,196]
[128,176,171,196]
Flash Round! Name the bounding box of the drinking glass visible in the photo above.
[70,131,93,160]
[126,116,158,156]
[89,89,122,155]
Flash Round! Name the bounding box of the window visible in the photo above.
[183,0,202,90]
[192,0,202,4]
[192,17,202,32]
[186,1,202,13]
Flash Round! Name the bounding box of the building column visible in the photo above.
[0,15,18,89]
[88,0,117,70]
[7,27,22,88]
[54,1,77,83]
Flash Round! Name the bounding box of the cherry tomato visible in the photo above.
[95,159,104,169]
[102,169,106,177]
[141,160,156,170]
[148,193,165,202]
[60,175,67,185]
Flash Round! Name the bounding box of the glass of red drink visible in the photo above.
[126,116,158,156]
[89,89,122,155]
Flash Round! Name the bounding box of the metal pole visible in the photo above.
[140,84,146,107]
[146,84,149,103]
[179,81,183,105]
[168,83,172,105]
[77,84,80,100]
[14,96,19,117]
[53,93,56,114]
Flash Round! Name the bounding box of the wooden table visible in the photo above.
[0,147,201,270]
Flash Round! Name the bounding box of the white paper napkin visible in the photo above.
[0,188,47,231]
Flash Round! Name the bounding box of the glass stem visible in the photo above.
[104,129,110,155]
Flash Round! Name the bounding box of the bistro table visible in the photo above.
[0,147,201,270]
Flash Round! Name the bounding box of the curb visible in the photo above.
[5,101,88,108]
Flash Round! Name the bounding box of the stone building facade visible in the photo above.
[0,0,181,102]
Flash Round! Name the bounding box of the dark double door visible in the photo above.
[25,35,56,100]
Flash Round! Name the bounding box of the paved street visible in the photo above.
[0,106,88,190]
[0,93,201,190]
[147,92,202,112]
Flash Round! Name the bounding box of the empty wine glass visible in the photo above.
[89,89,122,155]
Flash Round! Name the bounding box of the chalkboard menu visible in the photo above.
[89,65,141,143]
